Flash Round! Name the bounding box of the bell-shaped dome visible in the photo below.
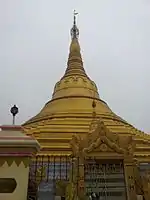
[24,13,108,126]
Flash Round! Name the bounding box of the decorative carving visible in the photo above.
[128,175,135,192]
[56,163,77,200]
[73,76,78,82]
[56,179,76,200]
[83,136,125,155]
[88,119,119,146]
[66,182,77,200]
[36,165,46,184]
[123,163,137,200]
[84,117,136,158]
[70,134,87,157]
[100,143,108,152]
[119,135,135,156]
[53,75,98,98]
[0,157,30,168]
[64,79,69,83]
[69,117,137,160]
[7,158,14,166]
[96,120,106,136]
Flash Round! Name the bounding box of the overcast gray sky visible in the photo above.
[0,0,150,132]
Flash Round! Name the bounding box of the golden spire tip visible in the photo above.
[71,10,79,39]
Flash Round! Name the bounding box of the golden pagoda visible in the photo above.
[24,13,150,200]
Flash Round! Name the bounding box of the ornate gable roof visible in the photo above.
[70,118,136,158]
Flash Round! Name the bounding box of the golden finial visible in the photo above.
[71,10,79,39]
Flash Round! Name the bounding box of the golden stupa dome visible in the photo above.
[23,14,150,155]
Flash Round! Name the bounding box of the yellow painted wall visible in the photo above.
[0,159,29,200]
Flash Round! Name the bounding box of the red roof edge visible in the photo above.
[0,125,23,131]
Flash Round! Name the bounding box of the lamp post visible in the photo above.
[10,105,19,125]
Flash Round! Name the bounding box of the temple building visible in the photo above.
[22,14,150,200]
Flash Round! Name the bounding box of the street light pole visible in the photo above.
[10,105,19,125]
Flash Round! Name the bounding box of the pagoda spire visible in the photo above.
[63,11,88,78]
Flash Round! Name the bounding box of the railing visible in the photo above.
[27,155,73,200]
[27,157,128,200]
